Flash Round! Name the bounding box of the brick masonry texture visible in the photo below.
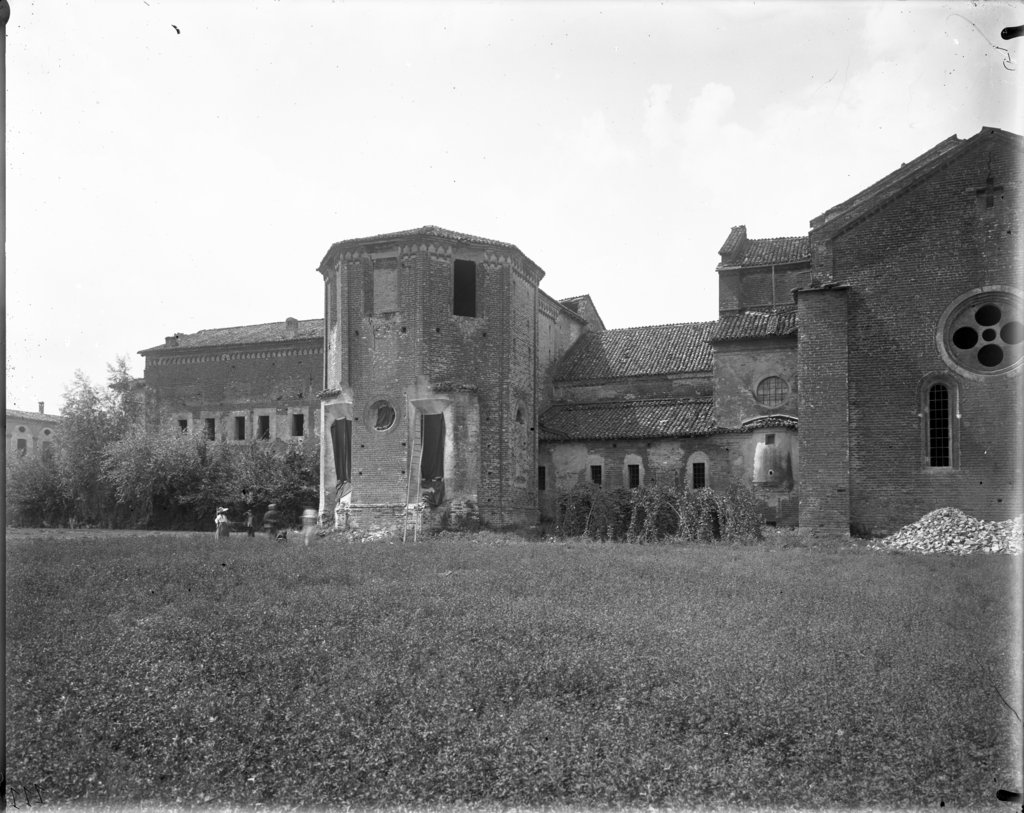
[139,129,1022,536]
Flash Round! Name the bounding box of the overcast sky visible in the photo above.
[6,0,1022,414]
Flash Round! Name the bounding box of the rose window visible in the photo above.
[940,288,1023,376]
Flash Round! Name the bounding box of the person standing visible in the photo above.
[243,509,255,538]
[263,503,283,540]
[215,507,230,540]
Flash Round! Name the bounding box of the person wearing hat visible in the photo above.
[263,503,284,540]
[214,507,230,540]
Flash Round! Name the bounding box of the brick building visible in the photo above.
[138,317,323,445]
[139,126,1021,536]
[5,403,60,458]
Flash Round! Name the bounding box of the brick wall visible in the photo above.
[142,341,322,443]
[796,286,851,535]
[825,134,1022,533]
[712,338,798,428]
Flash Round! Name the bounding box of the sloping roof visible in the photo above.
[717,226,809,270]
[710,307,798,342]
[540,398,716,441]
[6,409,61,424]
[810,128,1022,235]
[554,322,714,381]
[140,318,323,354]
[318,225,543,276]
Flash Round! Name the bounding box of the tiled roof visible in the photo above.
[717,226,809,269]
[140,318,323,354]
[710,308,798,342]
[6,409,61,423]
[554,322,714,381]
[540,398,716,441]
[740,414,799,431]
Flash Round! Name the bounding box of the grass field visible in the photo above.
[5,528,1022,810]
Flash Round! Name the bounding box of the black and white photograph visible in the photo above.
[4,1,1023,810]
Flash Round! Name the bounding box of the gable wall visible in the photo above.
[826,135,1022,534]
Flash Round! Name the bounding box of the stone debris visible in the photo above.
[871,507,1022,555]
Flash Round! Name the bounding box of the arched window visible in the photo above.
[921,377,959,468]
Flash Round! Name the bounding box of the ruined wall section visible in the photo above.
[143,342,322,443]
[821,134,1023,533]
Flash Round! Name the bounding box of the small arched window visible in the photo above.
[921,376,959,469]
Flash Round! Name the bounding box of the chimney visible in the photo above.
[165,335,179,347]
[718,225,748,264]
[285,317,299,338]
[38,401,44,414]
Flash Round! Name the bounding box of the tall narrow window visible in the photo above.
[590,465,603,486]
[235,416,246,441]
[692,462,706,489]
[928,383,951,467]
[205,418,216,441]
[291,413,305,437]
[16,439,27,456]
[453,260,477,317]
[538,466,547,491]
[331,419,352,489]
[628,464,641,489]
[257,415,270,440]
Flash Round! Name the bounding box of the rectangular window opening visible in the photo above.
[257,415,270,440]
[453,260,477,317]
[765,434,775,446]
[291,413,305,437]
[628,464,641,489]
[16,438,27,456]
[205,418,216,441]
[692,462,706,489]
[538,466,546,491]
[235,416,246,441]
[928,384,951,467]
[178,419,188,433]
[590,465,603,487]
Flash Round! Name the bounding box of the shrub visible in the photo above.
[554,482,764,545]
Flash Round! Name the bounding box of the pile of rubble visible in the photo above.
[872,507,1022,555]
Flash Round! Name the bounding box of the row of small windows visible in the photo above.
[537,459,708,491]
[175,413,305,441]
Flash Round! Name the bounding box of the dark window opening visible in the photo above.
[235,416,246,441]
[928,384,951,467]
[453,260,477,317]
[628,464,641,489]
[373,401,396,431]
[331,419,352,489]
[765,434,775,446]
[205,418,216,440]
[257,415,270,440]
[756,376,789,407]
[590,465,603,486]
[538,466,546,491]
[515,406,524,424]
[16,438,27,456]
[420,414,446,504]
[178,419,188,432]
[292,413,305,437]
[692,462,706,489]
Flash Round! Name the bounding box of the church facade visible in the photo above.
[139,127,1021,537]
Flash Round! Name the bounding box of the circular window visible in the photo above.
[939,287,1024,377]
[755,376,789,407]
[369,400,396,431]
[43,429,51,436]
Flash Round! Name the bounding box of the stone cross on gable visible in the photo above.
[968,174,1005,209]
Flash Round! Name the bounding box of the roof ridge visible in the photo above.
[596,320,716,333]
[552,397,713,408]
[192,317,323,335]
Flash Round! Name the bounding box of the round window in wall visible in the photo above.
[370,400,396,431]
[938,287,1024,377]
[755,376,790,407]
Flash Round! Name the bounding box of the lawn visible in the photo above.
[5,528,1022,810]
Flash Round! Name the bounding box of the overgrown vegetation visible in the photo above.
[5,360,319,530]
[6,530,1020,808]
[554,482,764,544]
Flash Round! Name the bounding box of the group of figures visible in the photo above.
[214,504,318,544]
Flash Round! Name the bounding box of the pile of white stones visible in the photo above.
[872,507,1022,555]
